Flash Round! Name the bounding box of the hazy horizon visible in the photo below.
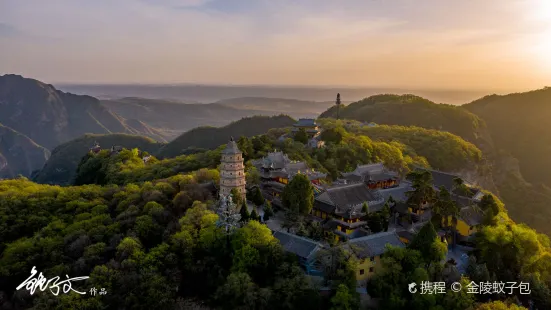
[2,0,551,91]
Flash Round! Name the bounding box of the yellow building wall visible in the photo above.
[356,256,381,281]
[442,216,477,237]
[336,225,356,235]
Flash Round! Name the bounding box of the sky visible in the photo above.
[1,0,550,91]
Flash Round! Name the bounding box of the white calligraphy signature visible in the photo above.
[16,266,89,296]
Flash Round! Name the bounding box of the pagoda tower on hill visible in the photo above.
[219,137,246,199]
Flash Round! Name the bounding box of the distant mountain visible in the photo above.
[33,133,163,185]
[0,123,50,179]
[0,75,171,178]
[0,75,153,149]
[101,97,329,137]
[122,118,168,143]
[213,97,337,115]
[157,115,296,158]
[101,97,273,136]
[58,83,490,105]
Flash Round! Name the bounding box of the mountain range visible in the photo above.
[0,75,332,179]
[2,73,551,235]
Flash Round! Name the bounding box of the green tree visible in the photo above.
[237,136,255,161]
[474,301,527,310]
[252,187,265,206]
[282,210,301,233]
[439,277,476,310]
[320,127,345,144]
[406,170,436,213]
[409,222,446,265]
[214,272,259,309]
[250,208,259,221]
[294,128,309,144]
[381,203,391,231]
[432,186,459,227]
[263,201,274,221]
[281,174,314,215]
[231,188,243,206]
[330,284,353,310]
[245,166,261,186]
[361,202,369,214]
[240,203,250,222]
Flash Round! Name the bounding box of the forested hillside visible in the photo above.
[1,127,551,309]
[0,176,323,310]
[464,87,551,188]
[319,94,488,145]
[157,115,296,158]
[319,94,551,235]
[32,134,163,185]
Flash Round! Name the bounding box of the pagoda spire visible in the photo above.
[335,93,341,120]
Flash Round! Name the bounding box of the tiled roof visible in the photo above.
[354,163,385,176]
[315,200,337,214]
[459,206,484,226]
[378,183,412,202]
[317,183,381,207]
[452,195,474,208]
[294,118,317,127]
[256,152,290,169]
[286,162,309,174]
[273,231,322,260]
[366,172,399,182]
[221,137,242,154]
[397,230,415,241]
[340,173,364,182]
[347,231,405,258]
[415,168,471,192]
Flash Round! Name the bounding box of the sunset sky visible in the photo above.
[1,0,550,91]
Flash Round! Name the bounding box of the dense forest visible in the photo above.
[32,134,163,185]
[319,94,487,144]
[3,89,551,308]
[464,87,551,189]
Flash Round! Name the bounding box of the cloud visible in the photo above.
[0,0,549,90]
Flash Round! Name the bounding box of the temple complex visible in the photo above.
[341,163,400,189]
[252,151,326,198]
[313,182,386,241]
[219,137,246,199]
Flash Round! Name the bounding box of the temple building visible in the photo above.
[292,118,320,138]
[346,231,405,284]
[341,163,400,189]
[219,137,246,199]
[273,231,325,276]
[253,151,326,198]
[312,182,386,241]
[416,167,483,201]
[90,142,101,154]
